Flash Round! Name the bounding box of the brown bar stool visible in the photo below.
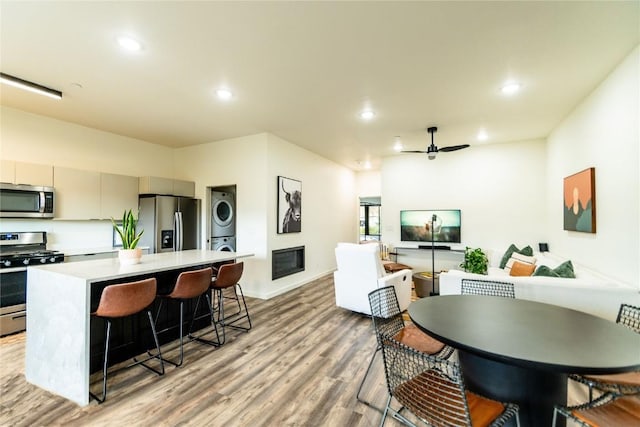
[155,267,213,366]
[90,278,164,403]
[209,261,252,345]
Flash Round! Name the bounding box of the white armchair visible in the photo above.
[334,243,412,315]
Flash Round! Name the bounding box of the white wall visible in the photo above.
[546,46,639,287]
[0,107,174,176]
[174,133,358,299]
[266,134,357,298]
[380,139,548,250]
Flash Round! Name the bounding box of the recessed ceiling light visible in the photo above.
[501,82,521,95]
[216,88,233,100]
[363,160,372,169]
[477,130,488,141]
[360,110,375,120]
[117,36,142,52]
[393,136,403,152]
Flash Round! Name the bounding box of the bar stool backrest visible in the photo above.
[95,278,157,318]
[170,267,213,299]
[214,262,244,289]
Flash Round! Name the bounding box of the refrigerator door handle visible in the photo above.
[175,211,183,251]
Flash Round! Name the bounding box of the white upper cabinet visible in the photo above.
[1,160,53,187]
[139,176,174,195]
[100,173,139,219]
[54,167,101,219]
[173,179,195,197]
[1,160,15,184]
[139,176,195,197]
[15,162,54,186]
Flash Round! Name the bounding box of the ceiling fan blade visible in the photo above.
[439,144,470,152]
[401,150,429,154]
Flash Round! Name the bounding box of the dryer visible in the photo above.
[211,191,235,237]
[211,236,236,252]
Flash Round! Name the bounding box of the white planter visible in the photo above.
[118,248,142,265]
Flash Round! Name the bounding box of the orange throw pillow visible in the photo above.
[510,260,535,276]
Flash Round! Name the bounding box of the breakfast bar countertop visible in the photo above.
[32,249,254,282]
[25,249,253,407]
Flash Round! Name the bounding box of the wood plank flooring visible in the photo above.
[0,274,588,426]
[0,274,403,427]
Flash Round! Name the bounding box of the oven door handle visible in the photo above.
[0,267,28,273]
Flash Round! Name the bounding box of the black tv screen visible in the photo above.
[400,210,461,243]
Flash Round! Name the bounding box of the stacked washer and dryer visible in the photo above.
[211,190,236,251]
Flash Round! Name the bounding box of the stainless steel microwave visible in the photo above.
[0,183,54,218]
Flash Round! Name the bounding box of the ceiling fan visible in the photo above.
[402,126,470,160]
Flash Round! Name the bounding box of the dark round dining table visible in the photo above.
[408,295,640,427]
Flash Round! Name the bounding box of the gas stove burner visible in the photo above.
[0,231,64,268]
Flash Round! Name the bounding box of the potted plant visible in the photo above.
[112,209,144,265]
[460,247,488,275]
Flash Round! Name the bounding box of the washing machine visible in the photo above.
[211,236,236,252]
[211,191,235,237]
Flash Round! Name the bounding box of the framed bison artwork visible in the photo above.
[277,176,302,233]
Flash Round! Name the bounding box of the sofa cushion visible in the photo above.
[533,260,576,278]
[500,244,534,269]
[509,261,536,276]
[504,252,537,274]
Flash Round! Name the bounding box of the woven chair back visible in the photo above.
[617,304,640,334]
[380,336,472,426]
[461,279,515,298]
[368,286,406,343]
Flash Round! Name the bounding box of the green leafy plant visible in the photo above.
[111,209,144,249]
[460,247,488,275]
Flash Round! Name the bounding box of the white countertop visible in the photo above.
[29,249,253,282]
[60,246,150,256]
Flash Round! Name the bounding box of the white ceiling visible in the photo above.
[1,1,638,170]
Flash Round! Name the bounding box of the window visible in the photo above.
[359,199,381,241]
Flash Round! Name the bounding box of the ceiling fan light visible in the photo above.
[428,152,436,160]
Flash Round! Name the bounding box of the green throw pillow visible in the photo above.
[499,244,534,269]
[533,260,576,278]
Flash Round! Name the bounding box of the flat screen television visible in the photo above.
[400,209,461,243]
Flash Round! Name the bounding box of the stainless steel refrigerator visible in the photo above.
[138,195,201,253]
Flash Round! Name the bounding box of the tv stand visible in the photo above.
[419,244,451,250]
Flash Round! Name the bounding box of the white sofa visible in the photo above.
[440,249,640,321]
[334,243,413,315]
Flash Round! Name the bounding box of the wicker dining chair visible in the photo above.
[461,279,515,298]
[378,335,521,427]
[569,303,640,401]
[552,392,640,427]
[357,286,454,412]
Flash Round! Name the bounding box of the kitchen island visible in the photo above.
[25,249,253,406]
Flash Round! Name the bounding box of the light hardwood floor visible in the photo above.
[0,274,405,427]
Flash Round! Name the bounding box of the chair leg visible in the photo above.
[379,394,392,427]
[220,285,252,332]
[157,300,186,367]
[188,293,223,347]
[89,318,112,403]
[135,310,165,375]
[356,345,383,413]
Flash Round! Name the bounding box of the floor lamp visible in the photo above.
[429,214,438,296]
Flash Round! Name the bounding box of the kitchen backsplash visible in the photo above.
[0,219,114,251]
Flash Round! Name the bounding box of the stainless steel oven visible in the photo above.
[0,183,54,218]
[0,232,64,336]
